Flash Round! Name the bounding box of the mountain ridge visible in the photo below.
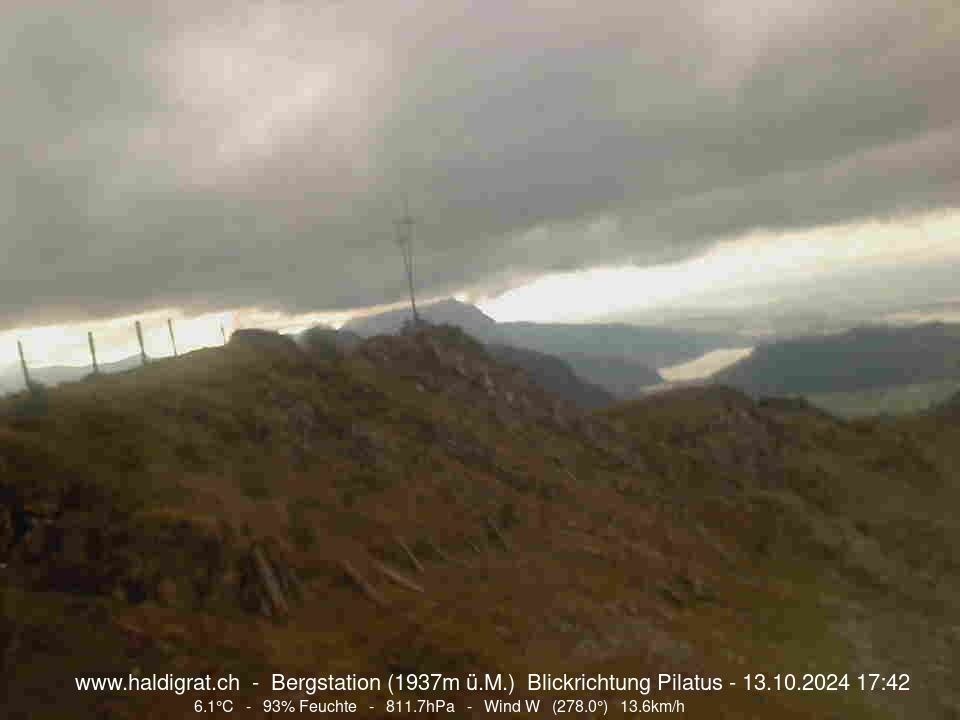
[2,325,959,717]
[342,298,746,396]
[714,321,960,397]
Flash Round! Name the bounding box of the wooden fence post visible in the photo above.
[135,321,148,366]
[167,318,178,357]
[16,340,31,390]
[88,331,99,375]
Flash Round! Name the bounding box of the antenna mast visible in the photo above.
[395,198,420,326]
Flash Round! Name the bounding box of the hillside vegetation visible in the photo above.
[715,322,960,397]
[807,379,960,418]
[1,326,959,718]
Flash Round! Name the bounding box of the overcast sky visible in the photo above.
[2,0,959,365]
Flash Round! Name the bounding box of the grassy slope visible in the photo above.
[606,390,960,718]
[1,335,958,718]
[806,379,960,418]
[714,322,960,397]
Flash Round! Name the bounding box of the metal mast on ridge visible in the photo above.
[395,198,420,327]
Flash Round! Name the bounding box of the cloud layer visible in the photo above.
[2,0,959,330]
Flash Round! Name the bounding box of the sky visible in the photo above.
[2,0,959,366]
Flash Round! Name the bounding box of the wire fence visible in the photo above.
[2,316,233,397]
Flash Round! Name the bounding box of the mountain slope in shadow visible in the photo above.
[2,326,958,718]
[343,299,679,397]
[715,322,960,397]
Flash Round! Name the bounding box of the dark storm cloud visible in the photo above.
[1,0,958,329]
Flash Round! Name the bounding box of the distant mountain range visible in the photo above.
[499,321,746,371]
[345,300,501,342]
[0,300,737,402]
[342,299,749,398]
[345,299,742,367]
[714,322,960,397]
